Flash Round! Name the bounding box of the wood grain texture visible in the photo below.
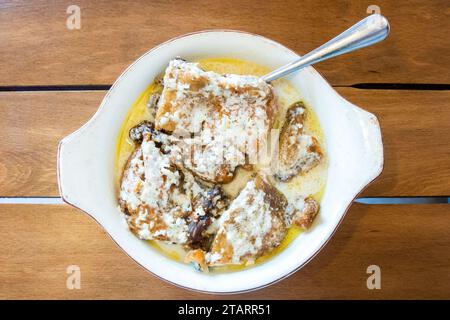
[339,88,450,197]
[0,203,448,299]
[0,91,101,196]
[0,0,449,86]
[1,89,449,197]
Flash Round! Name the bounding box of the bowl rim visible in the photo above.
[57,29,384,295]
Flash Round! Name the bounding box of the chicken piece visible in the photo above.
[119,139,188,243]
[154,59,278,183]
[119,130,222,245]
[275,101,322,181]
[206,175,287,266]
[285,195,320,229]
[120,124,231,247]
[119,134,188,243]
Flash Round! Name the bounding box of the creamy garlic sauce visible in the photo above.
[115,57,328,272]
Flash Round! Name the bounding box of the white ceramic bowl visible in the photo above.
[58,30,383,294]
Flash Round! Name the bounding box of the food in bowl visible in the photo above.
[116,57,327,272]
[58,30,383,292]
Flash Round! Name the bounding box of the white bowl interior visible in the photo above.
[58,31,383,293]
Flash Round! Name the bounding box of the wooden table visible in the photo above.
[0,0,449,299]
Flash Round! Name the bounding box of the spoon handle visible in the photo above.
[261,14,390,82]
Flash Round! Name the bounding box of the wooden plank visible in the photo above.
[0,0,449,86]
[1,89,449,197]
[0,203,448,299]
[0,91,101,196]
[337,88,450,197]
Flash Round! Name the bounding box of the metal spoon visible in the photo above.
[261,14,390,82]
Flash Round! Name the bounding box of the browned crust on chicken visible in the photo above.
[186,161,235,184]
[254,175,287,213]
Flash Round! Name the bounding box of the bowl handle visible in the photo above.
[57,131,111,215]
[357,108,384,183]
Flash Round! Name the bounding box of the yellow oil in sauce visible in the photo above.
[115,57,328,271]
[115,82,161,186]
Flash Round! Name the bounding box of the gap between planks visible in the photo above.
[0,197,448,205]
[1,83,450,92]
